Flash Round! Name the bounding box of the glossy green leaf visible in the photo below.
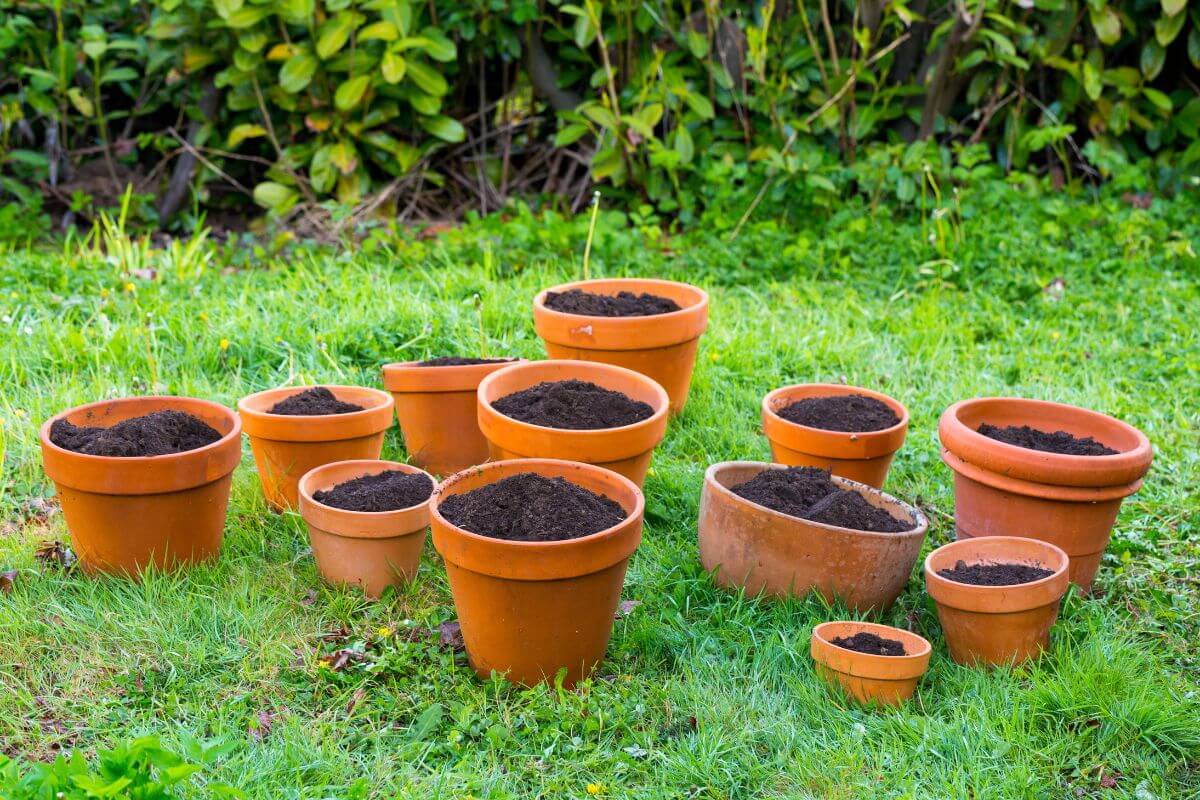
[406,59,447,96]
[358,21,399,42]
[1155,11,1185,45]
[214,0,244,20]
[316,13,356,59]
[381,49,406,83]
[253,181,298,212]
[1089,6,1121,45]
[554,123,590,146]
[419,114,465,142]
[279,53,318,93]
[1161,0,1185,14]
[1140,39,1165,79]
[225,6,272,28]
[226,123,266,147]
[334,75,371,110]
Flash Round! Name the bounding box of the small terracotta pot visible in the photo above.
[761,383,909,489]
[810,621,932,707]
[698,461,927,611]
[238,385,394,511]
[476,360,669,488]
[532,278,709,413]
[924,536,1070,667]
[431,458,644,688]
[939,397,1153,591]
[39,396,242,576]
[297,459,433,599]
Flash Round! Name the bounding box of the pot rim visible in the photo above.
[924,535,1070,613]
[238,384,394,442]
[811,621,932,679]
[381,358,525,393]
[532,278,709,351]
[940,449,1144,502]
[762,383,909,459]
[298,460,435,537]
[533,277,709,325]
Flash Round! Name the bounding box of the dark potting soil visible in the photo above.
[50,410,222,457]
[491,379,654,430]
[776,394,900,432]
[729,467,913,533]
[313,470,434,512]
[417,357,515,367]
[937,560,1054,586]
[830,631,906,656]
[977,423,1117,456]
[268,386,364,415]
[438,472,627,542]
[544,288,682,317]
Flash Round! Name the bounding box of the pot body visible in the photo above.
[698,461,927,612]
[431,459,644,687]
[39,396,242,576]
[532,278,709,414]
[810,621,931,707]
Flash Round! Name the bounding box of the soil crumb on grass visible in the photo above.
[268,387,365,415]
[439,472,626,542]
[777,394,900,432]
[729,467,913,533]
[545,288,682,317]
[491,379,654,430]
[977,423,1117,456]
[417,357,515,367]
[313,470,434,512]
[50,411,222,457]
[830,631,906,656]
[937,560,1054,586]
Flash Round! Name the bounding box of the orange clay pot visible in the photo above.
[698,461,927,612]
[39,396,242,576]
[430,458,644,688]
[924,536,1070,667]
[939,397,1153,591]
[761,384,909,489]
[810,621,932,707]
[238,386,394,511]
[476,360,669,488]
[381,359,522,477]
[532,278,709,413]
[297,460,433,599]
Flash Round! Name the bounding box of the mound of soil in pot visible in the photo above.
[439,472,626,542]
[417,357,515,367]
[313,470,434,512]
[268,387,365,415]
[544,288,682,317]
[937,560,1054,586]
[491,379,654,430]
[977,423,1117,456]
[729,467,913,533]
[50,411,222,457]
[776,394,900,433]
[830,631,906,656]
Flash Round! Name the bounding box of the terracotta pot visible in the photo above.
[924,535,1070,667]
[810,621,932,707]
[297,459,433,599]
[476,360,669,488]
[39,396,242,576]
[430,458,644,687]
[697,461,927,611]
[238,385,394,511]
[532,278,709,413]
[761,383,909,489]
[939,397,1153,591]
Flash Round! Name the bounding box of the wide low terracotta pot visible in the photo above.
[238,385,394,511]
[382,359,523,477]
[810,621,932,707]
[939,397,1153,591]
[476,360,669,488]
[697,461,928,612]
[532,278,708,414]
[761,384,909,489]
[298,459,433,599]
[39,396,242,576]
[924,536,1070,667]
[431,458,644,688]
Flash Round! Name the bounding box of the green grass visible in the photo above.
[1,187,1199,798]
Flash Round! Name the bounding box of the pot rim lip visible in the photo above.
[923,535,1070,593]
[298,459,436,519]
[237,384,393,421]
[39,395,242,465]
[382,357,522,374]
[703,460,928,539]
[811,620,933,663]
[532,277,709,325]
[762,383,910,438]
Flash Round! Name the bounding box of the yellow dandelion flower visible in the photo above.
[219,338,230,351]
[376,626,392,638]
[1050,331,1060,340]
[100,288,109,298]
[199,312,209,322]
[124,282,136,293]
[586,784,604,796]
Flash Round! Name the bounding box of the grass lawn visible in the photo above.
[1,187,1199,798]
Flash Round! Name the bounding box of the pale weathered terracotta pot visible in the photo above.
[810,621,932,707]
[939,397,1152,591]
[697,461,927,611]
[39,396,242,576]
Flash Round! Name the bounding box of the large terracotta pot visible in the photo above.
[532,278,709,413]
[924,536,1070,667]
[238,385,394,511]
[39,396,242,576]
[761,383,908,489]
[939,397,1153,591]
[697,461,927,611]
[298,459,433,599]
[476,360,669,488]
[430,458,644,688]
[810,621,932,707]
